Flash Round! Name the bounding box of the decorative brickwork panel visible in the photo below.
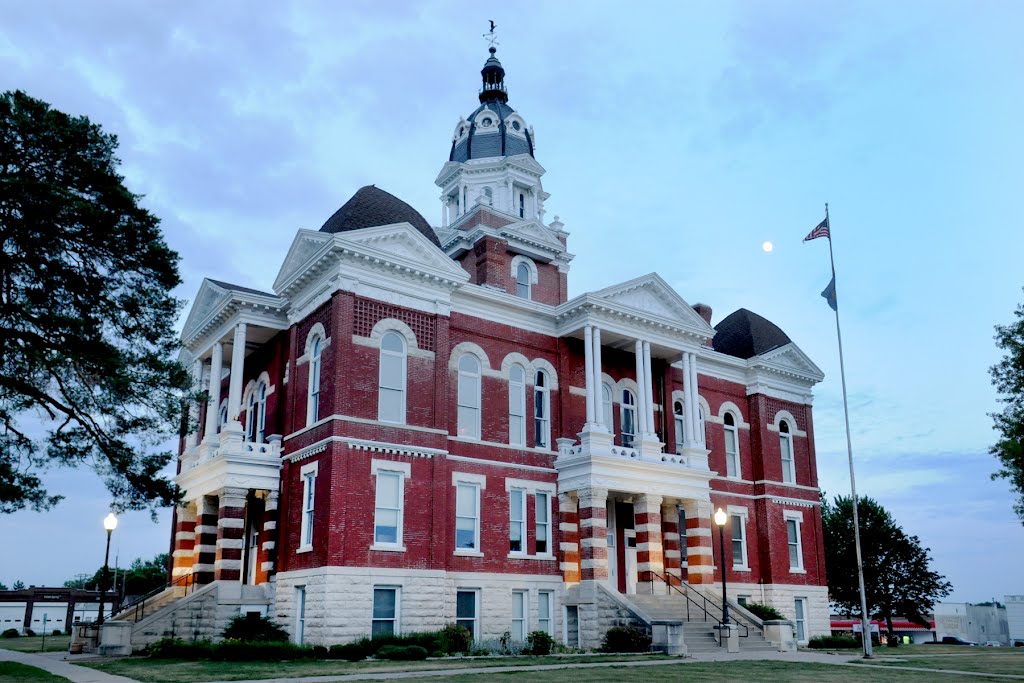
[353,298,435,351]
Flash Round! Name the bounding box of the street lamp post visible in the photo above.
[713,507,730,625]
[97,513,118,626]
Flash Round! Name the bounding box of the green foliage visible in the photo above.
[0,582,7,590]
[374,644,428,661]
[145,638,312,661]
[221,614,289,643]
[11,581,24,590]
[743,602,785,621]
[807,635,860,649]
[598,624,651,653]
[23,628,35,637]
[64,553,169,594]
[2,628,18,638]
[822,494,951,644]
[328,641,369,661]
[526,630,555,655]
[990,293,1024,524]
[438,623,472,655]
[0,90,193,514]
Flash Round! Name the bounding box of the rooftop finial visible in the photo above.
[483,20,499,51]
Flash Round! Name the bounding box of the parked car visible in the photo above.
[940,636,978,646]
[983,641,1003,647]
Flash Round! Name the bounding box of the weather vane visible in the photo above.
[483,20,499,50]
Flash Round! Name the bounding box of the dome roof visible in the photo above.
[320,185,440,248]
[712,308,792,359]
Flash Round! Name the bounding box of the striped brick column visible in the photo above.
[635,493,664,590]
[558,492,580,584]
[662,502,683,587]
[171,504,196,582]
[578,486,609,581]
[192,495,218,585]
[682,499,714,584]
[260,490,279,580]
[214,487,247,582]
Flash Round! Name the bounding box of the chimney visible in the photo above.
[693,303,713,325]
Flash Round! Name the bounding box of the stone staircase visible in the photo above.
[628,592,779,655]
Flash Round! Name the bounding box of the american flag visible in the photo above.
[804,217,830,241]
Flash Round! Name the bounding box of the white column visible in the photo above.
[634,339,647,435]
[593,326,605,431]
[643,341,656,438]
[583,325,595,427]
[682,353,696,448]
[227,323,247,423]
[204,342,223,440]
[689,352,702,447]
[441,197,449,228]
[188,359,203,447]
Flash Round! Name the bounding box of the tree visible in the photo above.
[11,580,24,590]
[62,553,169,596]
[0,581,7,590]
[990,294,1024,524]
[0,90,192,513]
[822,494,951,645]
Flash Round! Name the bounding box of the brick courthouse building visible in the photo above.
[165,47,829,650]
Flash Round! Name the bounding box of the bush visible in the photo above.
[808,635,860,649]
[23,628,35,637]
[311,644,328,659]
[526,630,555,656]
[598,624,651,653]
[375,644,428,661]
[743,602,785,621]
[211,641,310,662]
[1,629,19,638]
[438,623,472,655]
[145,638,213,660]
[329,640,371,661]
[51,629,63,636]
[221,614,289,643]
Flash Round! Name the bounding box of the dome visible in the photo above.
[320,185,441,248]
[712,308,792,359]
[449,48,535,163]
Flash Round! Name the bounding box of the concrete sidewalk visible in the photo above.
[0,648,139,683]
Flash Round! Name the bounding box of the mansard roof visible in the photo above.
[713,308,792,359]
[321,185,441,249]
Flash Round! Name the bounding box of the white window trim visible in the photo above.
[294,585,306,645]
[727,505,750,571]
[371,459,410,551]
[533,370,551,450]
[503,478,556,559]
[508,364,526,446]
[620,389,637,447]
[535,490,553,558]
[794,596,808,643]
[456,588,481,642]
[509,487,527,555]
[537,590,554,636]
[784,510,805,573]
[453,472,486,556]
[780,425,796,484]
[306,334,323,427]
[372,585,401,636]
[378,332,407,425]
[457,354,483,440]
[298,461,318,553]
[511,589,528,642]
[723,412,741,479]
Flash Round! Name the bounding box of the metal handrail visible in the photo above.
[647,570,752,639]
[116,572,195,623]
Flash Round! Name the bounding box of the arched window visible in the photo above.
[723,412,740,478]
[519,192,525,218]
[515,262,531,299]
[457,354,482,439]
[698,404,707,446]
[483,187,493,205]
[621,389,637,447]
[602,383,614,432]
[246,380,268,444]
[534,370,550,449]
[780,420,795,484]
[508,364,526,446]
[673,400,685,450]
[378,332,406,424]
[218,400,228,433]
[307,335,322,425]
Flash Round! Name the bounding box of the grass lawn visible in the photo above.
[0,662,71,683]
[869,644,1013,656]
[863,652,1024,676]
[0,635,71,653]
[84,653,669,683]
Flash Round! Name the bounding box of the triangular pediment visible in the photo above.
[592,274,715,333]
[335,222,470,282]
[273,230,334,293]
[756,343,824,381]
[181,280,232,342]
[499,220,565,252]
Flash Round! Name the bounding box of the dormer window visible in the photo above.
[512,121,521,131]
[481,117,493,127]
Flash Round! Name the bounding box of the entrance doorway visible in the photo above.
[623,529,638,594]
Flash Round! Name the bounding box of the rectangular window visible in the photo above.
[512,590,527,642]
[538,591,553,635]
[534,383,550,449]
[378,348,405,424]
[780,433,794,483]
[738,595,750,606]
[374,471,403,546]
[299,463,317,550]
[456,483,480,551]
[457,370,481,439]
[730,514,747,569]
[509,372,526,446]
[294,586,306,645]
[724,428,739,477]
[509,489,526,553]
[565,605,580,648]
[786,517,804,570]
[456,590,479,640]
[794,597,807,641]
[372,587,399,636]
[535,492,551,555]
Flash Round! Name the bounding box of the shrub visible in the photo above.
[375,644,428,661]
[221,614,289,643]
[329,641,370,662]
[598,624,651,653]
[808,635,859,649]
[743,602,785,621]
[311,644,329,659]
[2,628,19,638]
[439,623,472,655]
[212,641,310,662]
[526,630,555,656]
[146,638,213,660]
[23,628,35,637]
[51,629,62,636]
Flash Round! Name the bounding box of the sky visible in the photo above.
[1,1,1022,602]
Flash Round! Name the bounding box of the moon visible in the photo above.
[762,241,774,253]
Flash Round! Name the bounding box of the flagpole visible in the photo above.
[824,203,873,658]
